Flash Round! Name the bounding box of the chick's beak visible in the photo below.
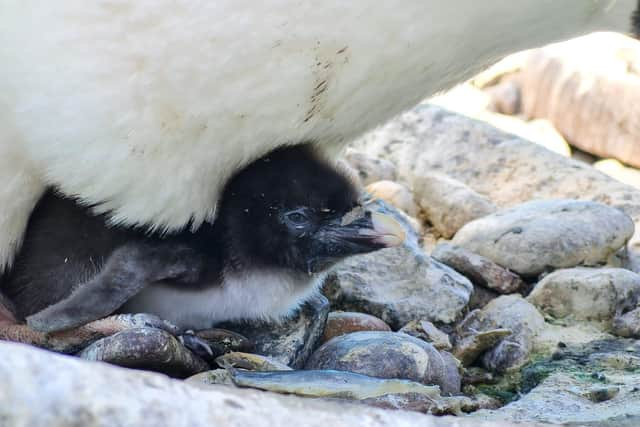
[319,208,406,254]
[357,211,406,248]
[307,209,406,274]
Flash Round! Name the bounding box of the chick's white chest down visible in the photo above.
[121,268,328,330]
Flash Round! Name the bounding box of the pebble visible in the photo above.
[453,324,513,367]
[612,307,640,338]
[411,172,497,238]
[78,328,209,378]
[221,295,330,369]
[432,243,525,294]
[485,78,521,115]
[453,295,545,373]
[194,328,253,354]
[398,320,452,351]
[586,386,620,403]
[366,180,419,217]
[215,352,292,371]
[321,312,391,344]
[185,369,234,387]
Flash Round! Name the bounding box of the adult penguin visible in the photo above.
[1,1,639,273]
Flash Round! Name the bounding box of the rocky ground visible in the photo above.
[2,32,640,427]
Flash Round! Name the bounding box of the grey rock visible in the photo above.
[462,367,496,386]
[194,328,254,354]
[215,352,292,371]
[78,328,209,378]
[527,267,640,324]
[586,386,620,403]
[186,369,235,387]
[343,149,397,186]
[305,331,461,395]
[467,284,500,311]
[453,295,545,373]
[612,307,640,338]
[412,172,497,239]
[325,251,472,328]
[325,200,472,328]
[398,320,452,351]
[452,199,634,277]
[453,326,512,367]
[1,342,537,427]
[221,295,330,369]
[432,243,525,293]
[322,311,391,344]
[358,392,439,413]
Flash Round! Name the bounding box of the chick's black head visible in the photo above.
[217,144,404,274]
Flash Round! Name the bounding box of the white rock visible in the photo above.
[366,180,418,217]
[411,172,496,239]
[451,199,634,277]
[527,267,640,323]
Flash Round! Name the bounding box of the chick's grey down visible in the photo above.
[0,145,404,332]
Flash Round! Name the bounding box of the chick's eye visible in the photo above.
[285,210,309,227]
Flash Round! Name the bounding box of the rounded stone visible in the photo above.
[431,243,525,294]
[453,295,545,373]
[366,180,419,217]
[527,267,640,322]
[412,172,497,239]
[305,331,461,395]
[321,312,391,344]
[452,199,634,276]
[325,250,473,328]
[78,328,209,378]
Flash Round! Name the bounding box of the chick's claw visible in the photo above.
[179,331,219,361]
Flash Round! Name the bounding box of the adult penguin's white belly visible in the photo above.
[0,0,637,271]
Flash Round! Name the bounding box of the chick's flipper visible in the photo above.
[25,242,204,333]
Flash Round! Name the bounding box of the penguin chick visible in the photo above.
[0,144,404,333]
